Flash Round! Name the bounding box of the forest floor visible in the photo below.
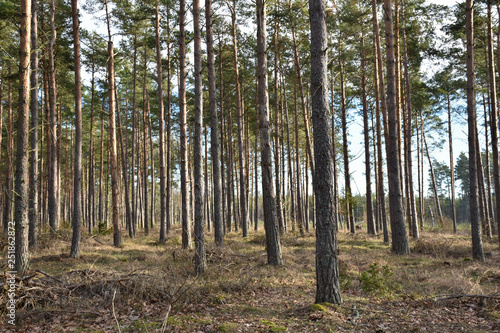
[1,224,500,332]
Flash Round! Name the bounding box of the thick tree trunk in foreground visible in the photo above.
[256,0,282,266]
[70,0,82,258]
[383,0,409,254]
[310,0,342,305]
[14,0,32,274]
[466,0,484,261]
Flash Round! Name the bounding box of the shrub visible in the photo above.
[359,263,399,297]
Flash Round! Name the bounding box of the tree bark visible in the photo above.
[155,2,167,244]
[257,0,282,265]
[14,0,32,274]
[105,0,121,247]
[179,0,192,248]
[383,0,409,254]
[193,0,206,273]
[310,0,342,305]
[70,0,82,258]
[401,3,418,239]
[48,0,59,232]
[361,34,375,235]
[466,0,484,261]
[29,0,39,249]
[206,0,223,246]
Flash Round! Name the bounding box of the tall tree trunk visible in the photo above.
[284,76,295,233]
[155,2,167,243]
[166,18,172,235]
[179,0,192,248]
[401,3,418,239]
[131,35,138,237]
[193,0,206,273]
[488,1,500,243]
[466,0,484,260]
[339,54,354,233]
[115,88,132,237]
[48,0,59,232]
[361,34,375,235]
[29,0,39,249]
[371,0,389,242]
[206,0,223,246]
[3,67,13,233]
[294,77,304,235]
[292,27,315,181]
[273,3,284,233]
[421,122,444,226]
[447,94,458,233]
[310,0,341,305]
[383,0,409,254]
[14,0,32,274]
[105,0,121,247]
[228,0,248,237]
[70,0,82,258]
[257,0,282,265]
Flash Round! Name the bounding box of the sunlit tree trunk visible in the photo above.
[48,0,59,232]
[70,0,82,257]
[256,0,282,265]
[383,0,409,254]
[206,0,223,246]
[310,0,342,305]
[179,0,192,248]
[466,0,484,261]
[14,0,32,274]
[193,0,206,273]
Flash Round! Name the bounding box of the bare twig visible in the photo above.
[111,289,122,333]
[160,303,172,333]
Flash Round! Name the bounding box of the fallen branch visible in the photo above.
[35,270,64,284]
[437,292,500,301]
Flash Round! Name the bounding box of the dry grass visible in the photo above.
[1,226,499,332]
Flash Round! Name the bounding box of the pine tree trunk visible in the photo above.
[228,0,248,237]
[179,0,192,248]
[48,0,59,232]
[273,5,284,233]
[70,0,82,258]
[310,0,341,305]
[401,4,418,239]
[193,0,206,273]
[105,0,121,247]
[257,0,282,265]
[466,0,484,261]
[294,78,304,236]
[206,0,223,246]
[361,34,375,235]
[488,1,500,242]
[14,0,32,274]
[155,3,167,243]
[29,0,39,249]
[384,0,409,254]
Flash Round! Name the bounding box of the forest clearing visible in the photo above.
[1,227,499,332]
